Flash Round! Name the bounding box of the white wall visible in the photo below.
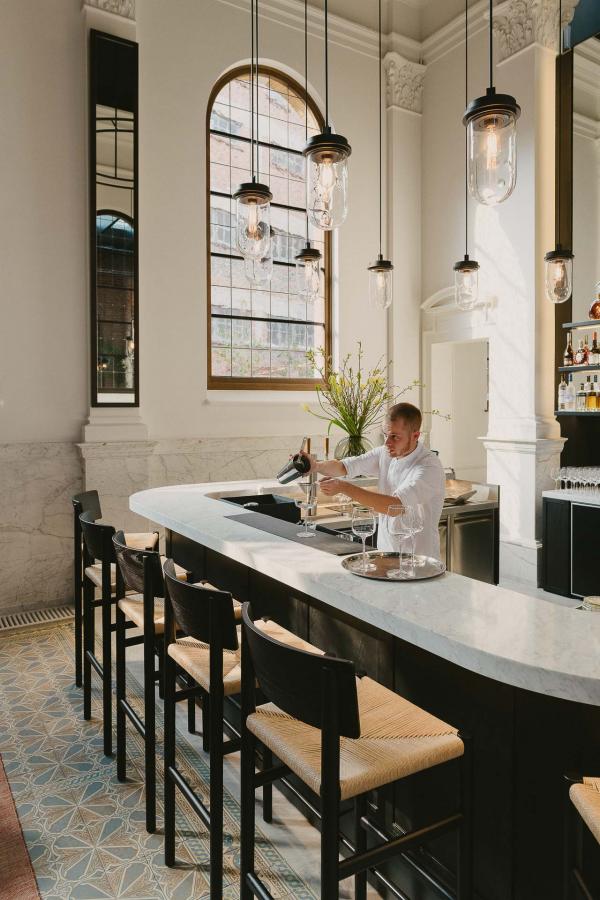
[572,130,599,320]
[137,0,385,441]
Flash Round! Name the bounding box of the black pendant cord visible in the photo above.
[255,0,260,182]
[305,0,309,244]
[250,0,255,182]
[489,0,493,90]
[378,0,382,257]
[325,0,329,129]
[465,0,468,258]
[557,0,562,244]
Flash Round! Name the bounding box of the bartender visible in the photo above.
[308,402,445,558]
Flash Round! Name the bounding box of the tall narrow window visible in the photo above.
[207,66,331,388]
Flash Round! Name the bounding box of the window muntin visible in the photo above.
[207,68,330,387]
[96,212,135,394]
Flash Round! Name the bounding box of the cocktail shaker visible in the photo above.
[277,436,312,484]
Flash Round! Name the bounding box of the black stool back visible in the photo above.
[79,510,116,756]
[71,490,102,687]
[241,602,360,738]
[113,530,164,599]
[163,559,238,650]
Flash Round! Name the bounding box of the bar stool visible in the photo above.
[71,489,157,688]
[162,560,321,900]
[564,774,600,897]
[112,532,191,832]
[240,602,473,900]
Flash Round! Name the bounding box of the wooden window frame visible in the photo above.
[206,64,331,391]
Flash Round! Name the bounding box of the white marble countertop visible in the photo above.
[543,489,600,506]
[131,480,600,707]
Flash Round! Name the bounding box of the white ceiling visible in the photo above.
[307,0,480,43]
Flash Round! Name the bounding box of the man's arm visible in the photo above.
[319,478,401,514]
[299,452,347,478]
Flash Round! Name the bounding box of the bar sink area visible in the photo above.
[4,1,600,899]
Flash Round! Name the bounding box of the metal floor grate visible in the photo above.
[0,605,74,633]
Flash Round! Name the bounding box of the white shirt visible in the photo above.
[342,443,445,559]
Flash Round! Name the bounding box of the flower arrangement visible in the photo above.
[305,343,422,458]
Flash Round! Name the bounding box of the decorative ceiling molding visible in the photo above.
[492,0,580,63]
[573,112,600,141]
[421,0,489,66]
[83,0,135,20]
[384,51,426,112]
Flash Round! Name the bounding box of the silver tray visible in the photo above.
[341,551,446,581]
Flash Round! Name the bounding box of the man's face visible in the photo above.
[382,417,420,458]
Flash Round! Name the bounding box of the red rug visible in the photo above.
[0,755,40,900]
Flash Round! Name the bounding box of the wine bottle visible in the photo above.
[566,374,576,410]
[590,332,600,366]
[584,334,591,363]
[563,331,574,366]
[575,339,586,365]
[558,375,568,410]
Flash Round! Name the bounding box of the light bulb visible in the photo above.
[544,248,573,304]
[453,256,480,310]
[303,131,351,231]
[464,90,520,206]
[368,257,393,309]
[233,182,272,260]
[294,244,321,302]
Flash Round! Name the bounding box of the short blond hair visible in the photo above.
[387,402,422,432]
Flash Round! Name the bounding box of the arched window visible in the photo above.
[207,66,331,388]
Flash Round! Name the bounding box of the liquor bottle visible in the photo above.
[590,283,600,319]
[577,383,587,411]
[584,334,591,363]
[575,339,587,365]
[558,375,568,410]
[563,331,574,366]
[590,332,600,366]
[566,374,576,410]
[585,376,595,410]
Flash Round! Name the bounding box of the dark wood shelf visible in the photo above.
[559,364,600,372]
[555,410,600,416]
[562,319,600,330]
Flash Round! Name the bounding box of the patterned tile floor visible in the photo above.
[0,622,318,899]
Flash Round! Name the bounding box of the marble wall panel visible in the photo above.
[0,442,82,614]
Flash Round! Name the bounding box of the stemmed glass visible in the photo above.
[387,505,415,578]
[295,481,316,539]
[350,507,377,573]
[409,503,425,567]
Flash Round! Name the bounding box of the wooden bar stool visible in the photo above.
[113,532,176,832]
[71,489,157,688]
[564,774,600,898]
[240,602,473,900]
[162,560,320,900]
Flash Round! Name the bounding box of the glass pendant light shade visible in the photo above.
[294,243,321,301]
[463,89,520,206]
[245,249,273,287]
[368,256,393,309]
[303,129,351,231]
[233,181,272,260]
[453,255,480,310]
[544,246,573,304]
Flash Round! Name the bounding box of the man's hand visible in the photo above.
[319,477,345,496]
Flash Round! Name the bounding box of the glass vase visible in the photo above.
[334,434,373,459]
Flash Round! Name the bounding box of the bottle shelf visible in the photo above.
[555,410,600,416]
[562,320,600,330]
[559,364,600,373]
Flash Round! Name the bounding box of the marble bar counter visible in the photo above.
[131,480,599,706]
[131,480,600,900]
[543,488,600,505]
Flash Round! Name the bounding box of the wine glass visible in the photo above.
[410,503,425,567]
[350,507,376,573]
[387,505,415,578]
[295,481,316,539]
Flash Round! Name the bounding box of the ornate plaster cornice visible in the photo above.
[492,0,580,62]
[384,52,426,114]
[83,0,135,20]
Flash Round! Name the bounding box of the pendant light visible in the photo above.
[302,0,351,231]
[245,231,274,287]
[368,0,393,310]
[295,0,322,302]
[234,0,272,261]
[544,0,573,304]
[454,0,480,310]
[463,0,521,206]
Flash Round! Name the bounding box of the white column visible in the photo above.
[480,0,578,587]
[384,53,426,405]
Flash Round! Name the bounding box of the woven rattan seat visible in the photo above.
[168,619,322,697]
[118,579,235,634]
[570,777,600,846]
[247,675,464,802]
[85,555,186,590]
